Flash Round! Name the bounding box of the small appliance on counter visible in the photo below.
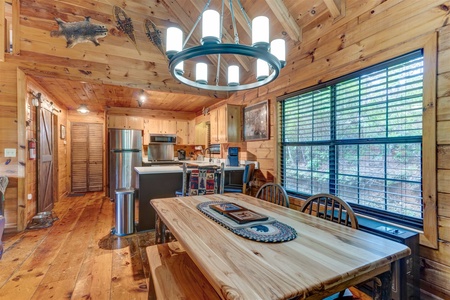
[177,149,186,160]
[228,147,239,166]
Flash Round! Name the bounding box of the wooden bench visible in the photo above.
[146,241,221,300]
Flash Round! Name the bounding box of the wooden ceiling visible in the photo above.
[11,0,345,113]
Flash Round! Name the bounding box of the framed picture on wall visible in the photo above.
[60,124,66,140]
[244,100,269,141]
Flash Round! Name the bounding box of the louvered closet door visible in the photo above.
[71,123,104,193]
[71,123,88,192]
[88,124,103,191]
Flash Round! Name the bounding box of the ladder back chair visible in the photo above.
[255,183,290,208]
[160,163,225,244]
[300,193,359,229]
[301,194,370,299]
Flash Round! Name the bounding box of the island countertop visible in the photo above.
[135,163,251,175]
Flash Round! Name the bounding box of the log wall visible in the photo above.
[225,1,450,298]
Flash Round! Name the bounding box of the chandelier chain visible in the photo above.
[235,0,252,31]
[183,0,212,48]
[229,0,239,44]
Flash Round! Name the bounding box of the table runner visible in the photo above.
[197,201,297,242]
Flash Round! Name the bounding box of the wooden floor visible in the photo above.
[0,192,155,300]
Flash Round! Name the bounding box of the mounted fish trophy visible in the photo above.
[50,16,108,48]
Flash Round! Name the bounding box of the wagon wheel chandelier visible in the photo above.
[165,0,286,92]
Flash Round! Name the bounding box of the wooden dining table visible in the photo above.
[150,193,411,300]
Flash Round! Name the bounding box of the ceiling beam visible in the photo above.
[323,0,344,19]
[264,0,302,42]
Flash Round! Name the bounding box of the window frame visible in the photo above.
[277,34,437,249]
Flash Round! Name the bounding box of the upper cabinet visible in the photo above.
[108,115,143,130]
[176,120,189,145]
[143,119,177,144]
[195,121,208,146]
[210,104,242,143]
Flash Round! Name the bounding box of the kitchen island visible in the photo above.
[134,162,256,232]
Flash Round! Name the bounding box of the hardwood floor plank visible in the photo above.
[0,195,87,290]
[71,196,115,300]
[0,192,155,300]
[0,205,85,298]
[31,195,103,299]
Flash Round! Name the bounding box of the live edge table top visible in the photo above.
[151,193,410,300]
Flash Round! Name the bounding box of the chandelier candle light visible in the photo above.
[165,0,286,92]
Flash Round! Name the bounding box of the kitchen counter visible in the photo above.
[135,163,249,174]
[134,161,258,232]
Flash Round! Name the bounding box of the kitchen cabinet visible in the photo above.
[143,119,177,144]
[176,120,189,145]
[210,104,242,143]
[188,120,196,145]
[107,115,143,130]
[195,122,208,146]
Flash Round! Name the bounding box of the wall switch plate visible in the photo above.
[4,148,16,157]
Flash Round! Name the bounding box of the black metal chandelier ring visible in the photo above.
[168,43,283,92]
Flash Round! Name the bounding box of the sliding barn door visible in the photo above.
[71,123,103,193]
[37,105,54,212]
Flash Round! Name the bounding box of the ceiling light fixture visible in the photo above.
[77,104,90,114]
[166,0,286,92]
[137,90,146,107]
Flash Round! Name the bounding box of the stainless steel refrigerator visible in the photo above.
[108,129,142,199]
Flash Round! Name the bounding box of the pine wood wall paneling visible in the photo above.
[107,107,196,120]
[0,62,18,230]
[16,68,26,231]
[0,0,5,61]
[224,2,450,298]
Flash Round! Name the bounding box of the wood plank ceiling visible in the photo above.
[13,0,343,113]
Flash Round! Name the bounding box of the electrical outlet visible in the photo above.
[4,148,16,157]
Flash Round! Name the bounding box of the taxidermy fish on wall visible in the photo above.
[50,17,108,48]
[144,18,165,57]
[113,6,141,55]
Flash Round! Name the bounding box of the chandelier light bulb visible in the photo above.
[165,0,286,92]
[270,39,286,67]
[166,27,183,58]
[256,59,269,81]
[196,63,208,84]
[252,16,269,49]
[228,65,240,86]
[202,10,220,44]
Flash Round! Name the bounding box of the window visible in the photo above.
[280,51,424,227]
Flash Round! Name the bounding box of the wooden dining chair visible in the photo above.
[255,183,290,208]
[301,194,373,299]
[300,193,359,229]
[223,163,255,194]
